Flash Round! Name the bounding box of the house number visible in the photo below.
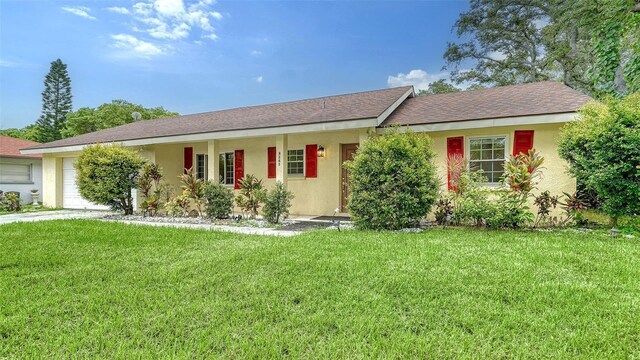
[278,151,281,166]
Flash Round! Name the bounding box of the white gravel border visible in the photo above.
[100,219,301,237]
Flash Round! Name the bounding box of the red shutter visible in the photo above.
[305,144,317,178]
[447,137,464,190]
[183,147,193,174]
[267,147,276,179]
[513,130,534,156]
[234,149,244,190]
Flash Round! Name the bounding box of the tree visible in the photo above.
[444,0,549,87]
[75,144,146,215]
[444,0,640,97]
[63,100,178,138]
[0,125,39,141]
[416,79,461,95]
[345,128,439,230]
[34,59,72,143]
[558,94,640,225]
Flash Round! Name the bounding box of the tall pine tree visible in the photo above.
[35,59,72,143]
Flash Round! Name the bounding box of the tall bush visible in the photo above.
[262,181,294,224]
[345,128,439,230]
[75,144,146,215]
[203,181,235,219]
[558,94,640,225]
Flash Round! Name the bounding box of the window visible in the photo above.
[196,154,208,180]
[0,163,32,183]
[287,149,304,176]
[218,152,234,185]
[468,137,506,183]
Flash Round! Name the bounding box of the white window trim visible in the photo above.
[287,148,305,178]
[218,151,235,187]
[465,134,509,186]
[0,162,33,184]
[195,153,208,180]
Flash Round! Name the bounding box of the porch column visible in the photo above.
[42,155,62,208]
[207,140,219,182]
[275,134,288,186]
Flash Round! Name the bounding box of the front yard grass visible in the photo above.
[1,220,638,358]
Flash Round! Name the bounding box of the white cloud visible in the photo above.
[250,50,262,56]
[387,69,447,92]
[256,76,263,83]
[110,34,164,58]
[154,0,184,17]
[0,59,16,67]
[203,33,218,41]
[148,22,191,40]
[107,7,130,14]
[61,6,97,20]
[125,0,222,41]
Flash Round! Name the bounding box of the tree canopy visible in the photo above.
[416,79,461,95]
[444,0,640,97]
[62,100,179,138]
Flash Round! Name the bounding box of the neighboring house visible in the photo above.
[21,81,592,215]
[0,135,43,203]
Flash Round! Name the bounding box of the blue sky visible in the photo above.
[0,0,468,129]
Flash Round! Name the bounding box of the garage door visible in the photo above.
[62,158,110,210]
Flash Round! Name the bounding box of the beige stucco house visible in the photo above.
[21,81,592,216]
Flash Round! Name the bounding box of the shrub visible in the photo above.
[262,181,294,224]
[434,196,454,226]
[486,149,544,229]
[486,191,534,229]
[450,171,492,227]
[559,94,640,225]
[164,194,190,217]
[235,174,266,219]
[138,163,164,217]
[503,149,544,193]
[75,144,146,215]
[203,181,235,219]
[178,168,206,217]
[345,128,439,230]
[533,190,559,227]
[0,193,21,212]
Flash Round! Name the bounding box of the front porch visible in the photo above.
[143,128,370,217]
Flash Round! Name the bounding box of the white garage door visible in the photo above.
[62,158,110,210]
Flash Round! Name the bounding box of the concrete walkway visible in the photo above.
[0,210,111,225]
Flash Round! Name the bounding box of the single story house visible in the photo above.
[21,81,592,216]
[1,135,43,203]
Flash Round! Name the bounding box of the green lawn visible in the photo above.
[1,221,638,358]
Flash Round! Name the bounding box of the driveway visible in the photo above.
[0,210,111,225]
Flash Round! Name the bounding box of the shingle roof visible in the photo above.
[381,81,592,127]
[24,86,413,151]
[0,136,42,159]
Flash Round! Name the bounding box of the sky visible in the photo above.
[0,0,469,129]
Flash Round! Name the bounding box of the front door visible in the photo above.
[341,143,359,213]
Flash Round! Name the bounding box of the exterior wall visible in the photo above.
[0,157,43,204]
[36,122,575,216]
[150,129,365,216]
[423,123,576,212]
